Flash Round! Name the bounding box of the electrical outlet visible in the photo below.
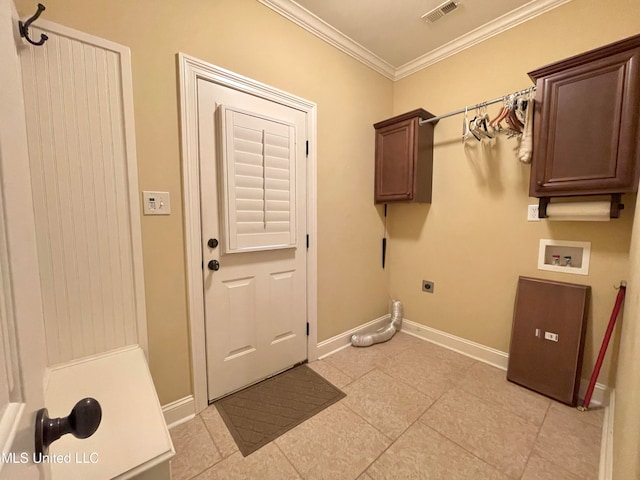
[527,204,541,222]
[544,331,559,342]
[422,280,434,293]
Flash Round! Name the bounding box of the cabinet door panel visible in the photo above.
[530,38,640,197]
[375,119,415,202]
[545,66,622,181]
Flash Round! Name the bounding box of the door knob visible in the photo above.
[35,397,102,457]
[208,260,220,271]
[207,238,218,249]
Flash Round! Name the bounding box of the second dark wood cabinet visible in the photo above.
[528,34,640,197]
[374,109,436,203]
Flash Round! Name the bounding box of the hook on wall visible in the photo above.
[19,3,49,46]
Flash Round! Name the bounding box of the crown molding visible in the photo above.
[394,0,572,80]
[259,0,571,82]
[257,0,396,80]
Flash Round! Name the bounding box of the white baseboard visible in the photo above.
[599,389,614,480]
[402,319,509,370]
[163,395,196,429]
[316,314,390,359]
[318,316,610,406]
[577,378,610,408]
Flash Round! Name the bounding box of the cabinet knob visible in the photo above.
[537,181,543,186]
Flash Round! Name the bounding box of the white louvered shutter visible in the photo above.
[218,105,297,253]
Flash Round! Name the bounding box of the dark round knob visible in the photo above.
[68,398,102,439]
[208,260,220,271]
[35,397,102,457]
[208,238,218,249]
[537,180,543,186]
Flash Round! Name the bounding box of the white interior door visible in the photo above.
[0,0,50,478]
[198,79,308,400]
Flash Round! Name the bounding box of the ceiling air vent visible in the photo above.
[421,1,460,23]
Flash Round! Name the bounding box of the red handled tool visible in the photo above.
[578,281,626,411]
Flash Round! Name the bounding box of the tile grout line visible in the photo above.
[455,382,553,427]
[187,461,215,480]
[320,336,425,380]
[317,358,358,388]
[344,401,411,478]
[527,402,602,480]
[173,414,223,480]
[419,381,541,479]
[424,423,514,478]
[273,441,306,480]
[452,380,548,430]
[199,409,226,463]
[376,358,476,402]
[339,398,396,443]
[338,373,451,477]
[517,400,552,479]
[410,367,512,474]
[320,343,483,476]
[179,414,225,480]
[356,363,504,479]
[341,361,471,478]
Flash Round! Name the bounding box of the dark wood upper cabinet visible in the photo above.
[528,34,640,197]
[374,109,436,204]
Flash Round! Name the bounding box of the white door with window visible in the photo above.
[0,0,51,478]
[197,79,308,400]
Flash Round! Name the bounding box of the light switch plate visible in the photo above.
[142,191,171,215]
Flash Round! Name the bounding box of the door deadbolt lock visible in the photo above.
[207,238,218,249]
[208,260,220,271]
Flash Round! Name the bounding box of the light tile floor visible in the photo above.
[169,332,604,480]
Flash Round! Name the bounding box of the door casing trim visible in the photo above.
[178,53,318,413]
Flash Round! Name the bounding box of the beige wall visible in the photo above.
[16,0,392,404]
[16,0,640,473]
[16,0,640,426]
[391,0,640,389]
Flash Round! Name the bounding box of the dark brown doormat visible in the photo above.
[214,364,345,456]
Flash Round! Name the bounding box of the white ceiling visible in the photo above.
[259,0,571,80]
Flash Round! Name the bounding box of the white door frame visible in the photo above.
[178,53,318,413]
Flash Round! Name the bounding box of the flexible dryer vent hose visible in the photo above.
[351,300,403,347]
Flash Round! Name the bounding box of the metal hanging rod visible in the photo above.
[419,86,536,125]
